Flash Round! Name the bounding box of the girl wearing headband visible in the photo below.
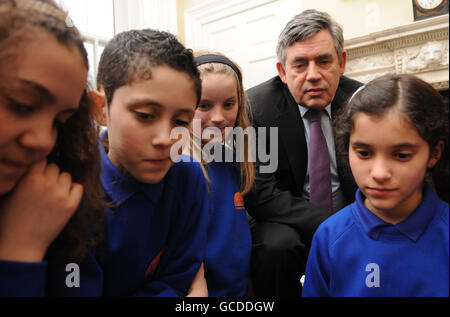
[187,51,254,297]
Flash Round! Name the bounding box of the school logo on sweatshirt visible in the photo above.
[145,248,165,278]
[234,192,245,210]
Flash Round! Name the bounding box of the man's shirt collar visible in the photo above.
[298,104,332,119]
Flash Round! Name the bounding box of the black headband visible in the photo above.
[195,54,242,82]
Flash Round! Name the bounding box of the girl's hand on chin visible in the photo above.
[0,159,83,262]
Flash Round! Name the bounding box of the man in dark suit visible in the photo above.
[244,9,363,297]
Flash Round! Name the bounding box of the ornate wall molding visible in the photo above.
[344,15,449,90]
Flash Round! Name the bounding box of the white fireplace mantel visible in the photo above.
[344,15,449,91]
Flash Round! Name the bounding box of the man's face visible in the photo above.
[277,29,346,110]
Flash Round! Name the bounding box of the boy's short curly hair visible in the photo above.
[97,29,202,107]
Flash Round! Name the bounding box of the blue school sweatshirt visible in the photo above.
[99,137,210,297]
[204,158,251,297]
[0,247,102,297]
[302,186,449,297]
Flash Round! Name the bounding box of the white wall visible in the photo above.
[184,0,302,88]
[179,0,416,42]
[56,0,114,39]
[56,0,179,87]
[113,0,178,35]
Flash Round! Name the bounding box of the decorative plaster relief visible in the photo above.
[403,41,449,73]
[346,53,395,74]
[344,16,449,89]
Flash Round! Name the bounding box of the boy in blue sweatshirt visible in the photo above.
[91,29,209,296]
[302,74,449,297]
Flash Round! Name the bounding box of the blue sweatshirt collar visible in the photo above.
[99,130,164,205]
[354,186,440,241]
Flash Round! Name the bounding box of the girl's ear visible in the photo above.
[88,89,107,126]
[427,140,445,169]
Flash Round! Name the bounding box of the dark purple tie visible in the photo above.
[309,109,333,212]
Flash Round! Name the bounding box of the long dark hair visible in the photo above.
[0,0,105,262]
[334,73,449,202]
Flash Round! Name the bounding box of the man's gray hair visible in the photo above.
[276,9,344,67]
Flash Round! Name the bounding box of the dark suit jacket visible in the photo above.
[244,75,363,241]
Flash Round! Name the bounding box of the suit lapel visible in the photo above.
[330,82,359,201]
[276,85,307,194]
[330,86,347,116]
